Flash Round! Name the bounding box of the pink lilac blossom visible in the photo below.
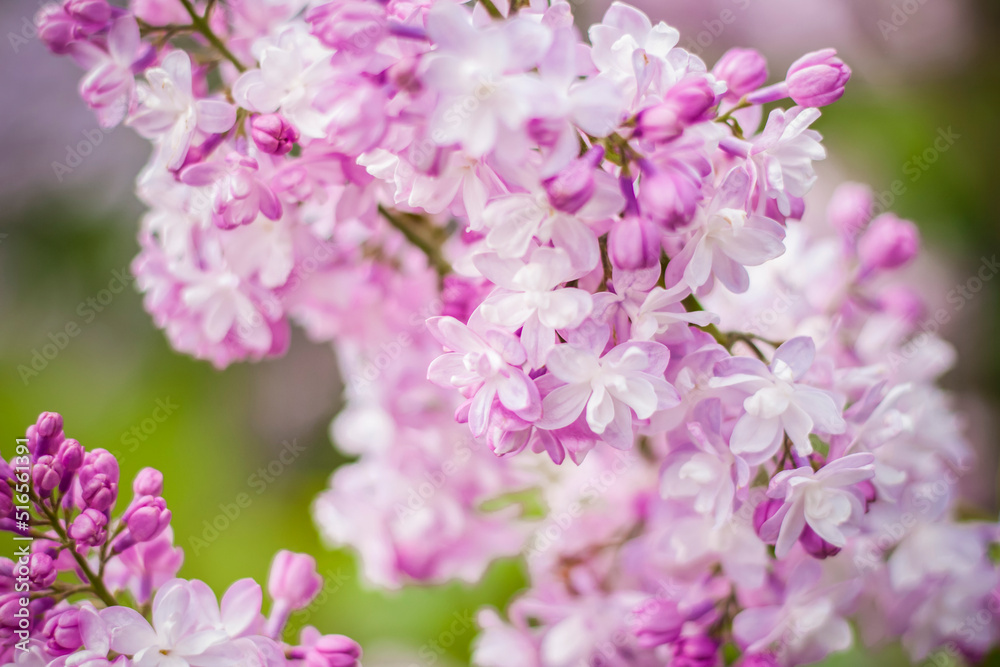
[35,1,1000,665]
[0,413,361,667]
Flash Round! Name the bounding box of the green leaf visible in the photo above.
[479,487,548,520]
[809,434,830,457]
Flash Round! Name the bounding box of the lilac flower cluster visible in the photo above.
[36,0,1000,665]
[1,413,361,667]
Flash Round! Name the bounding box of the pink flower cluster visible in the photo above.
[36,0,1000,665]
[1,413,361,667]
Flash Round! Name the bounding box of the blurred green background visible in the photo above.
[2,0,999,665]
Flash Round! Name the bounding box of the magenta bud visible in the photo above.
[251,114,299,156]
[80,478,116,512]
[79,449,119,512]
[36,6,76,54]
[306,1,387,54]
[57,438,84,472]
[0,593,25,629]
[28,413,65,459]
[42,605,82,656]
[609,217,661,271]
[82,449,119,481]
[29,553,57,589]
[527,117,564,147]
[799,524,841,559]
[786,48,851,108]
[116,496,171,550]
[36,412,63,438]
[636,78,717,143]
[65,0,112,31]
[672,635,720,667]
[857,213,920,276]
[826,182,872,242]
[542,146,604,214]
[0,558,13,589]
[69,509,108,547]
[32,456,64,498]
[877,285,925,327]
[630,598,685,648]
[753,497,783,540]
[0,485,12,518]
[713,48,768,98]
[307,634,363,667]
[857,480,877,510]
[638,164,701,230]
[268,550,323,611]
[133,468,164,497]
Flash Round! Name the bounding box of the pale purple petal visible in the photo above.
[196,100,237,134]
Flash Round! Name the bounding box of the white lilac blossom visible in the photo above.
[711,336,846,465]
[33,0,1000,666]
[128,51,236,170]
[0,413,361,667]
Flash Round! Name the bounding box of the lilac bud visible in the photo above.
[753,497,783,541]
[32,456,64,499]
[0,559,13,591]
[69,509,108,547]
[133,468,164,497]
[306,1,387,54]
[638,164,701,230]
[799,524,841,559]
[672,635,720,667]
[42,605,82,655]
[28,412,65,459]
[857,480,877,511]
[630,598,685,648]
[251,114,299,156]
[786,48,851,108]
[542,146,604,214]
[877,285,925,327]
[857,213,920,276]
[268,550,322,611]
[29,553,57,589]
[65,0,112,32]
[79,476,117,512]
[440,276,489,322]
[527,117,564,147]
[0,592,26,630]
[826,182,872,242]
[306,634,363,667]
[636,78,717,143]
[36,412,63,438]
[82,449,118,481]
[57,438,84,473]
[764,193,805,225]
[113,496,171,553]
[36,6,76,54]
[79,449,119,512]
[713,48,768,98]
[609,217,662,271]
[0,484,12,518]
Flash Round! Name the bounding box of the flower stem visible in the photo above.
[377,205,452,277]
[33,492,119,608]
[682,294,726,345]
[598,234,613,291]
[479,0,504,19]
[178,0,247,72]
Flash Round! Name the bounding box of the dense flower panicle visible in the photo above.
[34,0,1000,665]
[1,414,361,667]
